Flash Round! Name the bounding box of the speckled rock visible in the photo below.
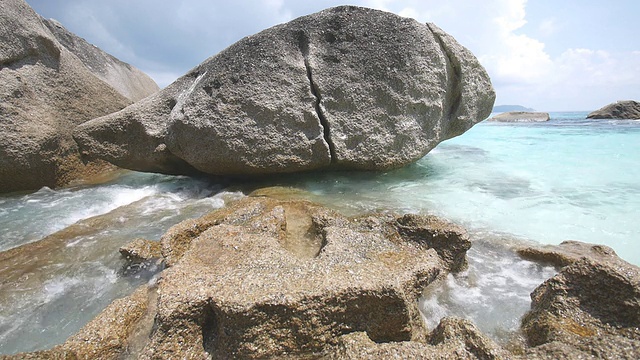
[74,5,495,177]
[138,196,473,358]
[517,240,619,268]
[326,317,507,359]
[0,0,158,193]
[42,18,159,102]
[3,285,154,359]
[520,253,640,359]
[119,237,162,263]
[587,100,640,120]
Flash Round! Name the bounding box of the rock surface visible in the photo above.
[42,18,159,102]
[74,6,495,177]
[489,111,550,122]
[519,243,640,359]
[5,195,471,359]
[326,318,507,359]
[517,240,619,268]
[119,237,163,263]
[587,100,640,119]
[6,199,640,359]
[0,0,158,193]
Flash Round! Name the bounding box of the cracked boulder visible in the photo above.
[73,5,495,177]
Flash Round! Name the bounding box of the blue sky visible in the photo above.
[27,0,640,111]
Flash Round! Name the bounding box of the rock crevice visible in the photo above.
[297,30,337,164]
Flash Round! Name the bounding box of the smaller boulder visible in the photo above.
[587,100,640,119]
[516,240,618,268]
[521,253,640,359]
[488,111,550,122]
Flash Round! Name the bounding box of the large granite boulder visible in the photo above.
[42,18,159,102]
[0,0,158,193]
[587,100,640,120]
[74,6,495,177]
[488,111,550,122]
[519,242,640,359]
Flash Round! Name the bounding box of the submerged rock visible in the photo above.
[488,111,550,122]
[0,0,158,193]
[74,6,495,177]
[587,100,640,120]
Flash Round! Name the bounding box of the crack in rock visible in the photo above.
[296,30,337,164]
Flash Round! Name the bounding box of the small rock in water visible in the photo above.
[488,111,550,122]
[587,100,640,120]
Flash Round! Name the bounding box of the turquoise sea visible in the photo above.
[1,111,639,354]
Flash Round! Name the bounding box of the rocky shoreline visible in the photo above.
[2,1,639,358]
[2,194,638,359]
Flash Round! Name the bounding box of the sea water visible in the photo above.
[1,112,638,354]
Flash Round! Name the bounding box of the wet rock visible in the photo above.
[0,0,158,193]
[517,240,619,268]
[14,195,467,358]
[521,253,640,359]
[394,213,471,272]
[142,196,468,358]
[587,100,640,120]
[74,6,494,177]
[3,285,155,359]
[119,237,162,263]
[326,317,506,359]
[119,238,163,276]
[488,111,550,122]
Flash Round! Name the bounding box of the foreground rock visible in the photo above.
[74,6,495,177]
[0,0,158,193]
[518,241,640,359]
[489,111,550,122]
[587,100,640,119]
[6,200,640,358]
[6,195,472,358]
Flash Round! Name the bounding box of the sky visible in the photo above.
[26,0,640,111]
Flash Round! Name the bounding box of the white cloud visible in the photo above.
[538,18,557,36]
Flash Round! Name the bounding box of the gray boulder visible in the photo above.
[0,0,158,193]
[42,18,159,102]
[587,100,640,119]
[489,111,550,122]
[74,6,495,177]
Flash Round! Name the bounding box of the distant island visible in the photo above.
[493,105,535,112]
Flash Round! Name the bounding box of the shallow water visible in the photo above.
[1,112,638,354]
[0,173,242,354]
